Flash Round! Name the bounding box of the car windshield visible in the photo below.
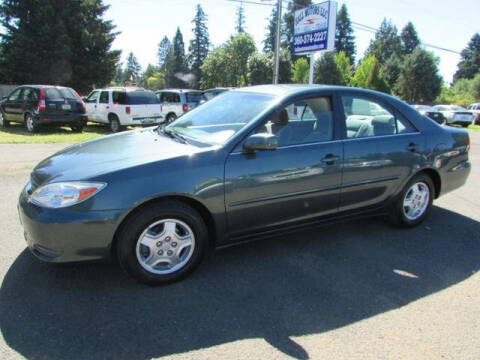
[165,91,275,145]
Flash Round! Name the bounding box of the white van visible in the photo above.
[84,87,164,132]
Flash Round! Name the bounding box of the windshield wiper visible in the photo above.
[160,127,188,144]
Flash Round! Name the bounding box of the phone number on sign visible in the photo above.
[294,31,327,46]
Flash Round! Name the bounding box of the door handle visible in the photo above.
[407,142,417,152]
[106,106,110,109]
[321,154,340,165]
[94,105,97,108]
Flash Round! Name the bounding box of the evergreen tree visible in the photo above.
[168,27,188,88]
[0,0,120,93]
[283,0,312,56]
[236,4,246,33]
[123,52,141,83]
[382,53,402,89]
[139,64,158,88]
[335,4,356,64]
[263,6,279,53]
[188,4,210,87]
[366,19,402,64]
[113,62,125,84]
[353,55,390,93]
[396,48,442,103]
[454,33,480,81]
[400,22,420,55]
[157,36,171,69]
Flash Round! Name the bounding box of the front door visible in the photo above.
[339,93,424,212]
[3,88,24,122]
[225,94,343,240]
[84,90,100,122]
[97,91,110,123]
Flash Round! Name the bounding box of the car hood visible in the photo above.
[31,128,204,185]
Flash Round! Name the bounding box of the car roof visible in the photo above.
[156,89,202,93]
[19,85,71,89]
[97,87,147,92]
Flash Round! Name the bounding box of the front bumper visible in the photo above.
[18,189,125,263]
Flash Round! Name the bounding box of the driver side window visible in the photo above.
[256,96,334,147]
[85,91,100,103]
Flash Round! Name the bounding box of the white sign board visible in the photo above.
[293,1,337,55]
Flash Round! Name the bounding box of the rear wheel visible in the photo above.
[166,113,177,124]
[388,173,434,228]
[116,201,208,285]
[70,123,84,133]
[109,115,123,133]
[25,113,39,133]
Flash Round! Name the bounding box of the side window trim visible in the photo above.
[339,91,418,140]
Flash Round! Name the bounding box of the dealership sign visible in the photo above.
[293,1,337,55]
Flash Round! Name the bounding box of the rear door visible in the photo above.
[84,90,100,122]
[3,88,24,122]
[21,87,39,114]
[339,92,424,212]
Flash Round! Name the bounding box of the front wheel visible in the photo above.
[116,201,208,285]
[0,111,9,127]
[388,174,434,228]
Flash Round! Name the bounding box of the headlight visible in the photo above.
[29,182,106,208]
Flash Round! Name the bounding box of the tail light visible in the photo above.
[182,103,188,112]
[37,88,46,112]
[125,106,131,115]
[72,89,86,113]
[466,134,470,152]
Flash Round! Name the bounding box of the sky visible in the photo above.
[104,0,480,83]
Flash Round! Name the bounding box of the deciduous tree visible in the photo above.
[352,55,390,93]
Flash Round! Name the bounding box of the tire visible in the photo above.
[0,111,9,127]
[166,113,177,124]
[70,123,84,133]
[109,115,123,133]
[25,113,39,133]
[388,173,434,228]
[116,201,208,285]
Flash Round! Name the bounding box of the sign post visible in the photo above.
[293,1,337,84]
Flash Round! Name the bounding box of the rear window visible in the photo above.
[112,91,127,105]
[186,92,205,103]
[44,87,77,100]
[127,91,159,105]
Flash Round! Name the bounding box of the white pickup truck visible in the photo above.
[84,87,164,132]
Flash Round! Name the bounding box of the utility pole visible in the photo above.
[273,0,282,84]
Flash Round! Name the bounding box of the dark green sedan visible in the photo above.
[18,85,471,284]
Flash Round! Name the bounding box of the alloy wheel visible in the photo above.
[26,115,34,132]
[135,218,195,275]
[403,182,430,221]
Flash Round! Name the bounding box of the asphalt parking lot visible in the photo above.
[0,134,479,360]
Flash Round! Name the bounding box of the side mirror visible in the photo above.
[243,133,278,153]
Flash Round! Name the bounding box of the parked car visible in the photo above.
[412,105,446,125]
[84,87,163,132]
[155,89,205,123]
[203,87,232,101]
[18,85,471,285]
[432,104,474,127]
[0,85,87,133]
[467,103,480,125]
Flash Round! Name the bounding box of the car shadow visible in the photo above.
[1,206,479,360]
